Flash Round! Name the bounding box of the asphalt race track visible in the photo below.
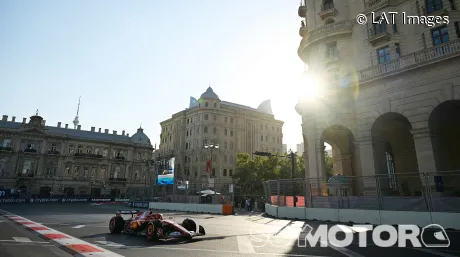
[0,203,459,257]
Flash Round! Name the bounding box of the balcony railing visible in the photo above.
[109,177,127,184]
[318,2,337,19]
[307,20,353,44]
[74,152,103,158]
[17,173,34,178]
[358,39,460,83]
[48,150,60,155]
[23,148,37,153]
[115,156,126,161]
[298,4,307,17]
[0,146,13,152]
[365,0,389,11]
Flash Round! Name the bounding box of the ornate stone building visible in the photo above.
[296,0,460,196]
[159,87,284,191]
[0,113,153,197]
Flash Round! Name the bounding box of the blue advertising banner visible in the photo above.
[157,157,174,185]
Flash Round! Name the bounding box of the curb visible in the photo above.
[0,209,123,257]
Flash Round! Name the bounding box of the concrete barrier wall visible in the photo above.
[264,204,460,230]
[148,202,224,214]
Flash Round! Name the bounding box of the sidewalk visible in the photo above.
[234,209,264,216]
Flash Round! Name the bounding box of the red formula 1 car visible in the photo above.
[109,209,205,241]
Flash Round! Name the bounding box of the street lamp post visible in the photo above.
[204,143,219,190]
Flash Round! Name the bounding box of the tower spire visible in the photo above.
[73,96,81,129]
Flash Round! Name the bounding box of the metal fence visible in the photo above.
[262,172,460,213]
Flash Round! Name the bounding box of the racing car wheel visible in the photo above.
[109,216,124,234]
[181,218,197,232]
[146,220,163,241]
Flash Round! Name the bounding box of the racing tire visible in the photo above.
[146,221,162,241]
[109,216,124,234]
[182,218,197,233]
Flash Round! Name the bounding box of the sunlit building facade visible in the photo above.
[159,87,284,191]
[0,114,153,198]
[296,0,460,196]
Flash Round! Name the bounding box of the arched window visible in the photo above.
[205,102,209,107]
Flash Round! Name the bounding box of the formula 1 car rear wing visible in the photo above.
[116,210,140,217]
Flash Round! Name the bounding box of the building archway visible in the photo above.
[429,100,460,171]
[371,112,419,196]
[429,100,460,195]
[320,125,357,196]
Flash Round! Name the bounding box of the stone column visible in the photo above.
[411,127,437,195]
[316,144,327,196]
[355,137,378,196]
[306,132,320,196]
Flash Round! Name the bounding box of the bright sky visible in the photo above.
[0,0,308,151]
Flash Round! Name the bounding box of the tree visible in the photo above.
[233,152,306,195]
[324,150,334,177]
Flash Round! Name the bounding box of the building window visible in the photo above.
[326,41,338,58]
[322,0,334,10]
[224,155,227,163]
[230,142,233,150]
[185,143,188,149]
[261,135,263,141]
[395,43,401,57]
[223,169,227,176]
[230,118,233,123]
[103,149,108,157]
[230,130,233,136]
[204,114,208,120]
[377,46,391,64]
[186,130,189,136]
[373,18,387,35]
[432,26,449,45]
[212,168,215,177]
[392,24,397,33]
[213,103,217,108]
[225,117,228,123]
[204,126,208,133]
[229,169,233,176]
[225,129,228,136]
[190,117,193,123]
[205,102,209,107]
[187,119,189,124]
[425,0,443,14]
[213,115,216,121]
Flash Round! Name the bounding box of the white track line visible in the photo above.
[237,235,256,253]
[13,237,32,242]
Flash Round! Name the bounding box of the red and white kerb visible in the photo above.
[4,213,124,257]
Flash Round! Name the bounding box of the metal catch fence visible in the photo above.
[263,171,460,213]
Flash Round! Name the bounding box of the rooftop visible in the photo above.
[0,114,153,147]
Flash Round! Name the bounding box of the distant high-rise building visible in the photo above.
[296,142,304,156]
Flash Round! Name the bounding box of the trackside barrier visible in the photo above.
[148,202,233,215]
[0,198,130,203]
[129,201,149,209]
[264,204,460,230]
